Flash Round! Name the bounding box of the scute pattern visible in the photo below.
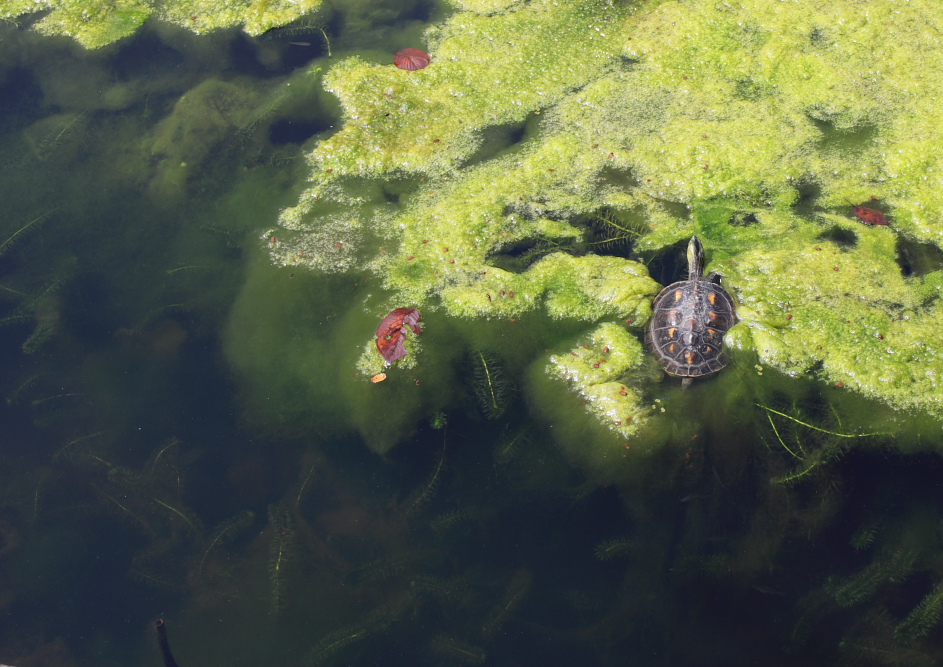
[647,279,736,377]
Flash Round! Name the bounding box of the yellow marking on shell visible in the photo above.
[708,292,716,305]
[674,290,684,302]
[709,311,718,320]
[669,343,677,353]
[684,351,695,365]
[668,327,677,338]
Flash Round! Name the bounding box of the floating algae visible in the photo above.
[1,0,326,49]
[231,0,943,460]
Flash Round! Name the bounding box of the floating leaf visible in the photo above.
[375,308,421,365]
[852,204,889,226]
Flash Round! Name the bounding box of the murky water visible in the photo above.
[3,4,943,667]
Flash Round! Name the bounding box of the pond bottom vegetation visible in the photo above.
[3,379,943,666]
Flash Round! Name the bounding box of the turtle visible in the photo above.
[646,236,737,386]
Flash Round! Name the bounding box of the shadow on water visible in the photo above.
[896,236,943,278]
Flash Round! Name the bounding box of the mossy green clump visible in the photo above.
[443,0,519,14]
[1,0,324,49]
[613,0,943,244]
[545,322,654,441]
[0,0,148,49]
[310,0,631,178]
[264,0,943,450]
[724,221,943,413]
[161,0,324,38]
[278,117,662,329]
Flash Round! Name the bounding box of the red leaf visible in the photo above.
[852,205,889,226]
[375,308,422,365]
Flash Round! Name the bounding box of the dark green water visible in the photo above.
[3,6,943,667]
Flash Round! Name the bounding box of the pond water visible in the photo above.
[2,3,943,667]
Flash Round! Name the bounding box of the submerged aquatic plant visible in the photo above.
[469,350,511,419]
[758,402,880,484]
[822,505,943,658]
[0,211,70,355]
[267,501,296,613]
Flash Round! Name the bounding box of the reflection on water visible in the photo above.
[2,8,943,667]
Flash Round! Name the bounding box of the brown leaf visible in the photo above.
[375,308,422,365]
[852,204,889,226]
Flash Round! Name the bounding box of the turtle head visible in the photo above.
[687,235,705,281]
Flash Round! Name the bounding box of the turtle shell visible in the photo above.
[646,237,737,378]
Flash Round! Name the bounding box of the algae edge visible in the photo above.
[1,0,325,50]
[260,0,943,455]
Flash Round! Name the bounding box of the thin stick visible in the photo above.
[155,619,181,667]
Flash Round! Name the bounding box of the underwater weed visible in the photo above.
[404,439,447,519]
[304,599,408,666]
[0,210,53,259]
[581,207,647,254]
[148,495,202,534]
[837,605,938,665]
[305,624,373,666]
[850,523,880,552]
[409,574,473,607]
[145,437,183,499]
[428,635,486,665]
[757,402,879,484]
[895,581,943,643]
[493,427,529,466]
[52,430,106,463]
[26,112,86,161]
[197,510,255,584]
[482,569,532,638]
[826,549,917,607]
[348,552,418,586]
[128,565,184,592]
[91,482,156,536]
[293,458,320,509]
[485,234,574,273]
[235,82,294,145]
[594,537,634,562]
[470,350,512,419]
[429,509,471,532]
[267,502,295,613]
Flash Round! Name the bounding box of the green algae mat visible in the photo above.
[257,0,943,452]
[1,0,324,49]
[15,0,943,451]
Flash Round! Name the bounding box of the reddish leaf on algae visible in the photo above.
[375,308,422,365]
[851,204,889,226]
